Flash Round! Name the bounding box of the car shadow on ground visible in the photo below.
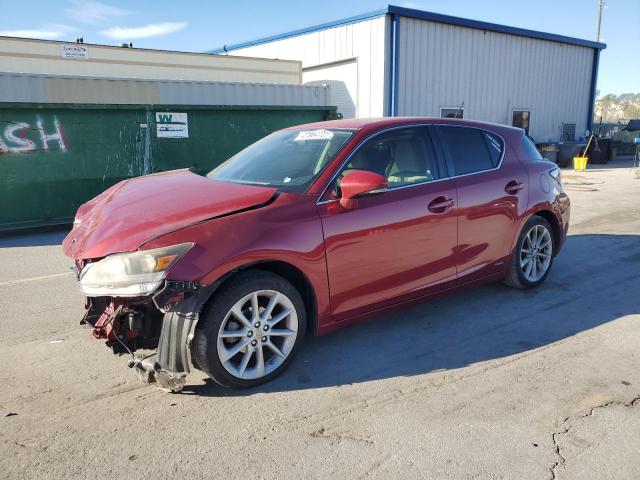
[185,233,639,397]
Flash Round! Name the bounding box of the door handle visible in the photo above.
[505,180,525,194]
[427,196,455,214]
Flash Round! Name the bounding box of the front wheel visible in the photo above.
[504,216,555,289]
[193,270,306,389]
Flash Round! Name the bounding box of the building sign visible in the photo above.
[60,45,88,59]
[156,112,188,138]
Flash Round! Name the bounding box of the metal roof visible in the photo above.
[208,4,606,54]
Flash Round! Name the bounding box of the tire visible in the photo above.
[193,269,307,389]
[504,216,555,289]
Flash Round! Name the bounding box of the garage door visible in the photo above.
[303,59,358,119]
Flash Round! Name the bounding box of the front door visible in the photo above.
[318,126,458,321]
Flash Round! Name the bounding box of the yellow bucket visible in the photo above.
[573,156,588,171]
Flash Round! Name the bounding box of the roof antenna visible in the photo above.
[454,101,464,119]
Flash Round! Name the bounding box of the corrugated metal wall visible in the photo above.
[0,73,330,106]
[396,17,595,142]
[0,37,301,84]
[228,16,389,118]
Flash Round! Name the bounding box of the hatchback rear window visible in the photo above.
[521,136,543,161]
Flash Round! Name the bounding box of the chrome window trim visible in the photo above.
[315,123,506,205]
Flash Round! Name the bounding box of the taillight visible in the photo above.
[549,167,562,185]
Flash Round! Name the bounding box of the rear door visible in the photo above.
[434,125,528,282]
[318,126,458,320]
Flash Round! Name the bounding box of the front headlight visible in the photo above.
[79,243,193,297]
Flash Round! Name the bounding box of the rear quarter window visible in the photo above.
[482,131,504,167]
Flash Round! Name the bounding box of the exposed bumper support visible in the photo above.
[132,351,192,393]
[133,285,213,392]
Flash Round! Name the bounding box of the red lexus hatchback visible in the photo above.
[63,117,569,391]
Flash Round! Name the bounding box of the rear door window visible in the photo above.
[436,126,502,176]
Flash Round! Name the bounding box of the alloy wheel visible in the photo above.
[520,224,553,282]
[216,290,298,380]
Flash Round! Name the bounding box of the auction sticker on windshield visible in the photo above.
[294,129,334,141]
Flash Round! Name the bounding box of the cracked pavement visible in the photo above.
[0,158,639,479]
[551,396,640,479]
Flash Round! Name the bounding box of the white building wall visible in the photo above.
[396,17,595,142]
[228,16,389,118]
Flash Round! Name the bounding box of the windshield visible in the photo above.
[208,128,355,192]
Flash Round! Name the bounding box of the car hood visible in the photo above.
[63,169,277,260]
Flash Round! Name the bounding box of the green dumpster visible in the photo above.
[0,103,335,231]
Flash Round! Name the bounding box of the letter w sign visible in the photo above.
[155,112,188,138]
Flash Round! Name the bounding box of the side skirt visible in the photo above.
[317,271,506,336]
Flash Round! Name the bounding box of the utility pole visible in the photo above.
[596,0,606,42]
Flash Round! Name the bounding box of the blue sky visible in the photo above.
[1,0,638,95]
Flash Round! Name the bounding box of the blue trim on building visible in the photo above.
[587,48,601,133]
[208,5,606,55]
[387,15,396,116]
[208,9,388,54]
[386,15,393,116]
[391,14,400,116]
[387,6,606,50]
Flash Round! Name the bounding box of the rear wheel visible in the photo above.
[505,216,555,289]
[193,270,306,388]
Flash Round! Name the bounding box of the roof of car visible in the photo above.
[290,117,524,137]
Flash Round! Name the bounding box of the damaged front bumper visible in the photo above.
[81,279,209,392]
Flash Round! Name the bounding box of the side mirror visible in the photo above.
[339,170,388,209]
